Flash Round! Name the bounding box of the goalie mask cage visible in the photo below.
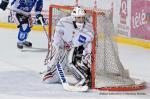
[48,4,146,91]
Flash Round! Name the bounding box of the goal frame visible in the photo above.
[48,4,146,91]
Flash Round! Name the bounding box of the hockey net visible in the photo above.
[48,5,146,91]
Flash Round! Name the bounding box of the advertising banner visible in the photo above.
[114,0,131,37]
[131,0,147,39]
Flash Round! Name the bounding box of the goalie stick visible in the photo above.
[56,50,88,92]
[56,62,88,92]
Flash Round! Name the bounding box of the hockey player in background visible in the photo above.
[0,0,44,49]
[42,6,94,88]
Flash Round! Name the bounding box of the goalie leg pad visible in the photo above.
[69,63,86,86]
[68,46,92,87]
[42,69,61,84]
[67,47,91,86]
[46,45,67,69]
[43,45,68,83]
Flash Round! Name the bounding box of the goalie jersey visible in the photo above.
[52,16,94,54]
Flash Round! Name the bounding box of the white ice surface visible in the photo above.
[0,28,149,99]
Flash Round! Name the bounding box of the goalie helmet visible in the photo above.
[71,6,86,17]
[71,6,86,30]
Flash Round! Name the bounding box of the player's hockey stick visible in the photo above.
[6,7,30,17]
[56,50,88,92]
[39,17,52,64]
[39,17,50,43]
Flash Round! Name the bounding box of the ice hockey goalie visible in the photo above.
[42,6,94,88]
